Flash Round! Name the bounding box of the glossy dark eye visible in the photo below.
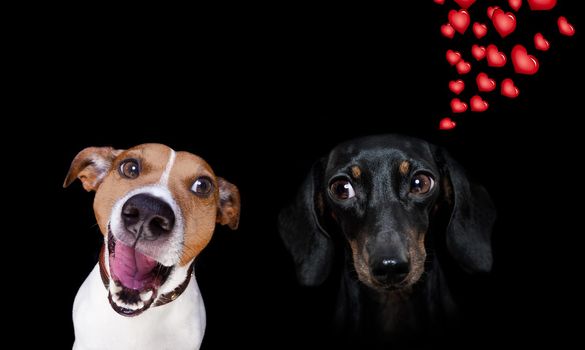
[329,178,356,200]
[191,177,213,197]
[410,173,435,195]
[119,159,140,179]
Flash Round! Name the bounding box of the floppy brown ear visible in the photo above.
[216,177,241,230]
[63,147,123,192]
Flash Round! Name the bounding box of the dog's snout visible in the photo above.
[121,193,175,240]
[372,257,410,285]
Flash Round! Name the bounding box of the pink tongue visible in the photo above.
[111,241,157,290]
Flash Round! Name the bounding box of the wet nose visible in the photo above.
[371,257,410,284]
[121,193,175,240]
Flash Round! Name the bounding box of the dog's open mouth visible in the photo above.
[107,230,172,316]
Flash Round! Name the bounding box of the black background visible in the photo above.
[24,1,581,348]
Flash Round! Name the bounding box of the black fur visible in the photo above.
[278,134,496,348]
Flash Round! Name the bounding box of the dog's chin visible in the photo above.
[360,275,410,292]
[106,230,173,317]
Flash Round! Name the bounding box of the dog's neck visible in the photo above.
[98,245,194,309]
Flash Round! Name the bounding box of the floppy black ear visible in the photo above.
[437,149,496,273]
[278,159,334,286]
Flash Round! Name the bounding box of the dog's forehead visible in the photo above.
[174,151,215,177]
[123,143,172,163]
[327,135,435,170]
[121,144,213,174]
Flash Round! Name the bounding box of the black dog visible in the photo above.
[278,134,495,347]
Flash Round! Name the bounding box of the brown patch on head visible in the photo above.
[399,160,410,176]
[351,165,362,179]
[167,151,219,265]
[93,144,173,235]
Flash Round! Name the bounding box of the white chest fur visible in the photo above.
[72,265,206,350]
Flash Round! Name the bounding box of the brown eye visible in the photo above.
[410,173,434,194]
[119,159,140,179]
[329,178,356,200]
[191,177,213,197]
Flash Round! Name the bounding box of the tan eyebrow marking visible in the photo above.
[399,161,410,176]
[351,166,361,179]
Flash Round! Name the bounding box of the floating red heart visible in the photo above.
[449,80,465,95]
[446,50,462,65]
[451,98,468,113]
[449,9,470,34]
[558,16,575,36]
[512,44,539,75]
[487,6,500,20]
[441,23,455,39]
[439,118,456,130]
[476,73,496,92]
[486,44,507,67]
[456,60,472,74]
[473,23,488,39]
[454,0,476,9]
[436,0,575,129]
[509,0,523,11]
[527,0,557,11]
[472,44,486,60]
[501,78,520,98]
[534,33,550,51]
[492,9,517,38]
[470,95,489,112]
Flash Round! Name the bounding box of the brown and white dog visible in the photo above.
[64,144,240,350]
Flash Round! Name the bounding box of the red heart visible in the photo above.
[449,9,470,34]
[451,98,468,113]
[439,118,456,130]
[449,80,465,95]
[509,0,522,11]
[473,23,488,39]
[476,73,496,92]
[486,44,507,67]
[434,0,445,4]
[501,78,520,98]
[470,95,489,112]
[527,0,556,11]
[454,0,476,9]
[456,60,472,74]
[441,23,455,39]
[472,45,486,61]
[512,44,539,75]
[534,33,550,51]
[446,50,462,66]
[487,6,500,20]
[492,9,517,38]
[558,16,575,36]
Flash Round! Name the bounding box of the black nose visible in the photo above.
[121,193,175,240]
[371,257,410,285]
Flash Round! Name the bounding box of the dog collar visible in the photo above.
[99,245,194,308]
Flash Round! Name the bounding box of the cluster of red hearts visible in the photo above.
[436,0,575,131]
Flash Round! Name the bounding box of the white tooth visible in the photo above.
[137,301,144,309]
[110,282,122,293]
[140,290,153,301]
[112,293,120,304]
